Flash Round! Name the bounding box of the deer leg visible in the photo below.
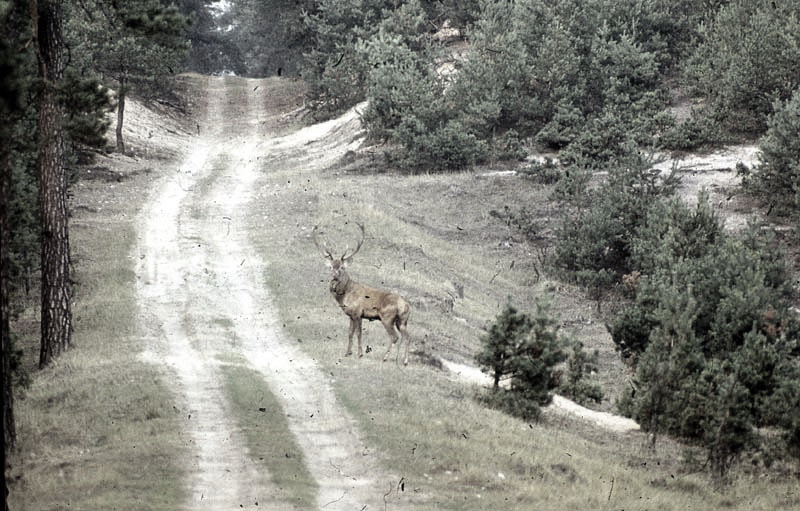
[355,317,364,357]
[398,321,411,366]
[397,305,411,366]
[346,317,357,356]
[381,316,400,362]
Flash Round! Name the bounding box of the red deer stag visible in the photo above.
[313,223,411,365]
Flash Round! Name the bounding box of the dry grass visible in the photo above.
[9,169,188,509]
[245,103,800,509]
[8,75,798,510]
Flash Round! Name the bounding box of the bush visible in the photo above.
[612,199,792,361]
[559,110,636,167]
[59,70,113,153]
[560,342,603,406]
[354,3,490,170]
[396,120,488,170]
[476,301,567,421]
[609,194,800,479]
[659,114,721,151]
[686,0,800,135]
[535,102,585,150]
[629,192,722,276]
[750,88,800,215]
[630,318,791,482]
[519,157,562,185]
[554,153,679,298]
[359,30,439,142]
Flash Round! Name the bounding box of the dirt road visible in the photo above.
[135,76,387,510]
[131,74,762,509]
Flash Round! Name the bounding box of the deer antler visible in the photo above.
[342,222,365,261]
[312,225,334,260]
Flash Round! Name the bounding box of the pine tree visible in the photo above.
[34,0,72,368]
[508,302,568,416]
[476,300,567,421]
[68,0,190,153]
[59,70,113,153]
[476,302,533,390]
[618,205,800,479]
[561,341,603,406]
[752,89,800,215]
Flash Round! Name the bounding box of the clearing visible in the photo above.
[134,75,763,507]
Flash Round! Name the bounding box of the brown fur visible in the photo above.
[314,224,412,365]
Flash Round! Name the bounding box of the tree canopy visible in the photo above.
[67,0,191,152]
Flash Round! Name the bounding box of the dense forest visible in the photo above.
[4,1,800,501]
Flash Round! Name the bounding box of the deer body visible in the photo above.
[315,224,412,365]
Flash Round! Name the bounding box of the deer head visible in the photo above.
[313,223,365,284]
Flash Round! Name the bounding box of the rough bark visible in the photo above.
[1,7,22,507]
[1,139,13,511]
[35,0,72,368]
[115,78,125,153]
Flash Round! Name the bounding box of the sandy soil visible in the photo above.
[440,359,641,434]
[656,144,761,231]
[131,74,764,509]
[135,76,391,510]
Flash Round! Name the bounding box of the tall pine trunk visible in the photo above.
[34,0,71,368]
[1,8,23,507]
[1,136,13,511]
[115,77,125,153]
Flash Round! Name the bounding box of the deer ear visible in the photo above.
[341,256,352,267]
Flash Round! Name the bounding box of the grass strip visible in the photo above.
[218,359,318,509]
[10,196,188,510]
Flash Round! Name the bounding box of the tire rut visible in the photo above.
[137,76,389,510]
[137,76,269,510]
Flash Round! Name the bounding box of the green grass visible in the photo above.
[217,356,318,509]
[9,178,188,510]
[9,76,799,511]
[7,76,313,509]
[245,112,800,510]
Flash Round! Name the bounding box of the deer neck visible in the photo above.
[330,271,353,302]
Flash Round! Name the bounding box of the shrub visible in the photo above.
[750,88,800,215]
[475,302,534,391]
[359,30,439,142]
[659,114,721,151]
[535,102,585,150]
[476,301,567,421]
[612,199,792,362]
[560,342,603,406]
[392,118,488,170]
[559,110,636,167]
[629,192,722,276]
[519,157,562,185]
[686,0,800,135]
[554,152,679,299]
[610,194,800,479]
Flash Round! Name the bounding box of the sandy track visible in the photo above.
[440,359,641,434]
[136,76,389,510]
[136,77,269,509]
